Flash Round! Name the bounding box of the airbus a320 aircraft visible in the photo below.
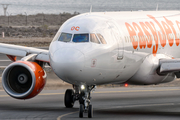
[0,10,180,118]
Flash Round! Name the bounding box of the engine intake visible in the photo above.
[2,61,47,99]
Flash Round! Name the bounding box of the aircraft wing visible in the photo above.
[158,59,180,76]
[0,43,49,62]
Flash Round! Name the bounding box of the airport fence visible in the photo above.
[0,12,79,27]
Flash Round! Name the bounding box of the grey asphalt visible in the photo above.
[0,53,12,66]
[1,48,180,120]
[0,87,180,120]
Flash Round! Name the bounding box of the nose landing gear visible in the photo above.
[79,103,93,118]
[64,85,95,118]
[79,85,95,118]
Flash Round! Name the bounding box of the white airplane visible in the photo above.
[1,10,180,118]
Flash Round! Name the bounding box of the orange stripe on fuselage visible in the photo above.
[125,15,180,56]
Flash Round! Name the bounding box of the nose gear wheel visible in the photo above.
[64,85,95,118]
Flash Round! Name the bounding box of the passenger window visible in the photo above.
[58,33,72,42]
[125,37,127,42]
[90,34,100,44]
[171,34,174,39]
[128,36,130,42]
[73,34,89,42]
[97,33,107,44]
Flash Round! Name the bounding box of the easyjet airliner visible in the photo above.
[1,10,180,118]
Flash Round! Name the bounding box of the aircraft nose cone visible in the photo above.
[50,48,85,82]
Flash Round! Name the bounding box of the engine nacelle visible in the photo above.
[2,61,47,99]
[127,54,176,85]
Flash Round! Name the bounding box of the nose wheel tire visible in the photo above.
[79,92,85,104]
[88,104,93,118]
[79,104,84,118]
[64,89,74,108]
[65,85,95,118]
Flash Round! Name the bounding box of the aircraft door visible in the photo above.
[107,21,124,60]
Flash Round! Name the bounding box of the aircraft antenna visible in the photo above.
[90,5,92,13]
[156,4,158,11]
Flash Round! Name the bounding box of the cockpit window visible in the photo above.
[90,33,100,44]
[52,32,61,42]
[73,34,89,42]
[97,33,107,44]
[58,33,72,42]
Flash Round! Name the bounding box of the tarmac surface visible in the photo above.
[1,48,180,120]
[0,53,12,67]
[0,87,180,120]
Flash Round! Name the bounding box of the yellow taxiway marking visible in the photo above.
[1,88,180,97]
[56,102,176,120]
[0,88,179,119]
[0,95,9,97]
[94,88,180,94]
[105,103,174,110]
[38,88,180,96]
[57,111,78,120]
[39,93,64,96]
[55,88,180,120]
[0,93,64,97]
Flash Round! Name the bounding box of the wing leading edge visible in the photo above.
[0,43,49,62]
[158,59,180,77]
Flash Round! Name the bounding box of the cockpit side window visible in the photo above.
[52,32,61,42]
[73,34,89,42]
[97,33,107,44]
[90,33,100,44]
[58,33,72,42]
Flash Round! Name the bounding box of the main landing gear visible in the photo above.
[64,85,95,118]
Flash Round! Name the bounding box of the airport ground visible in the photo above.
[1,53,180,120]
[0,16,180,119]
[0,87,179,120]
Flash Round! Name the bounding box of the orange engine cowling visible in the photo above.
[2,61,47,99]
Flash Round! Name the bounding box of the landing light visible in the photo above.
[124,83,128,87]
[81,85,85,90]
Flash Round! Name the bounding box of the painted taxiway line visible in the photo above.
[0,66,7,68]
[94,88,180,94]
[57,111,79,120]
[0,60,11,62]
[39,93,64,96]
[0,88,180,98]
[39,88,180,97]
[0,92,64,98]
[56,102,176,120]
[105,103,174,109]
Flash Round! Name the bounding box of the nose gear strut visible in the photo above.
[64,85,96,118]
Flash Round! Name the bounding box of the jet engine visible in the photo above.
[2,61,46,99]
[127,54,176,85]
